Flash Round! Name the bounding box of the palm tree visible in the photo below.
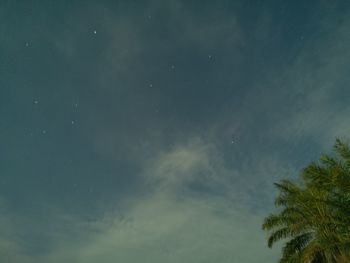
[262,139,350,263]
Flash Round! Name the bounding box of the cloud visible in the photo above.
[268,8,350,150]
[144,138,219,190]
[65,194,276,263]
[40,139,278,263]
[0,201,35,263]
[0,138,280,263]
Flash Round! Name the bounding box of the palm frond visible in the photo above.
[267,227,293,248]
[263,139,350,262]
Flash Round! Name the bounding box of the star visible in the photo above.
[71,120,75,125]
[34,99,39,104]
[93,30,97,34]
[42,130,47,134]
[208,55,212,59]
[149,83,153,88]
[25,42,29,47]
[171,65,175,69]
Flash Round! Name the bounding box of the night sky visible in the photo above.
[1,1,350,262]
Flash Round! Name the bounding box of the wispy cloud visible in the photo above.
[269,7,350,150]
[39,138,279,263]
[0,138,280,262]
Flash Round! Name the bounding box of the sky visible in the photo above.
[1,0,350,262]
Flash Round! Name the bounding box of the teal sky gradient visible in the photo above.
[1,1,350,262]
